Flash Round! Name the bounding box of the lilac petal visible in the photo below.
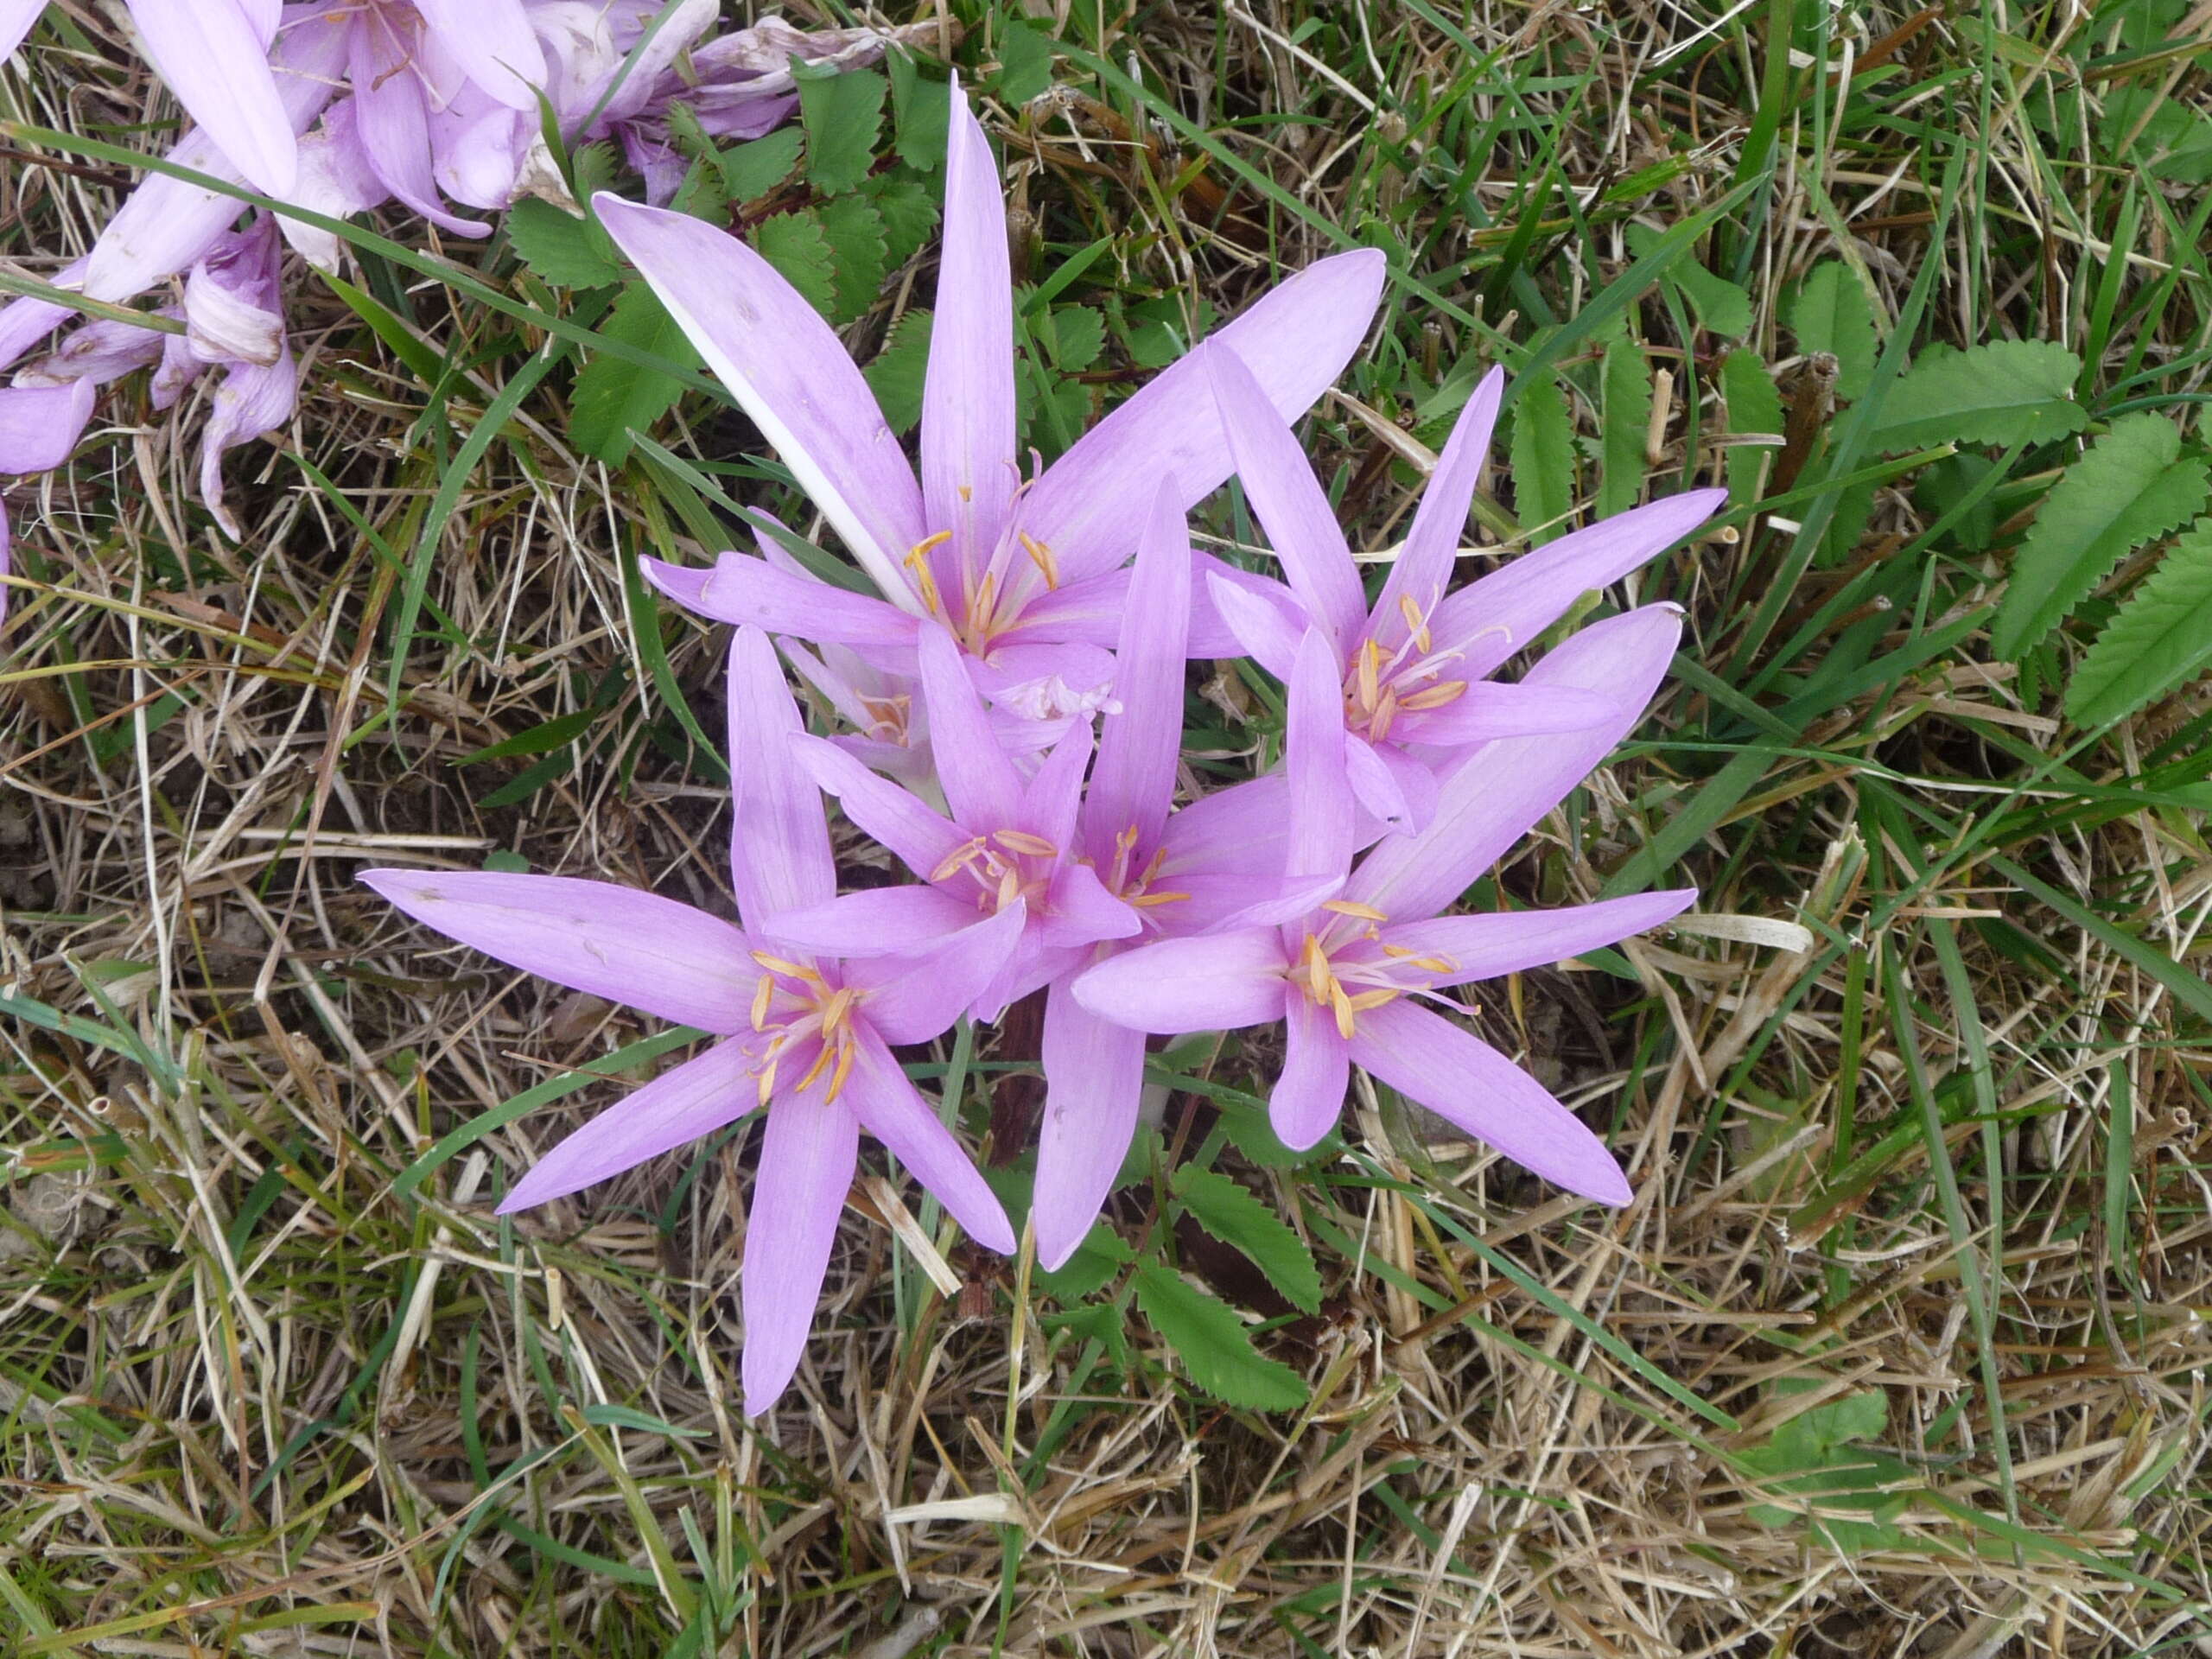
[1040,861,1142,949]
[841,1027,1015,1252]
[992,567,1128,651]
[1033,988,1148,1270]
[645,553,921,652]
[130,0,298,195]
[1157,772,1287,874]
[0,380,95,474]
[276,100,391,270]
[1375,365,1502,641]
[1071,928,1287,1033]
[1084,486,1190,855]
[1201,567,1301,681]
[1020,248,1387,585]
[1207,344,1366,653]
[1209,872,1346,931]
[1348,605,1682,922]
[1345,733,1419,837]
[1287,627,1356,882]
[359,868,763,1033]
[0,289,76,377]
[1382,887,1698,988]
[1,0,42,61]
[741,1090,861,1414]
[1188,555,1302,659]
[763,884,981,959]
[197,353,297,538]
[791,733,966,879]
[919,82,1017,570]
[1395,681,1618,747]
[498,1038,760,1213]
[416,0,548,108]
[726,625,836,925]
[842,901,1026,1044]
[918,624,1024,830]
[1428,488,1726,681]
[1272,995,1351,1150]
[0,499,11,629]
[349,24,490,236]
[594,194,928,608]
[1350,999,1631,1204]
[1027,720,1092,855]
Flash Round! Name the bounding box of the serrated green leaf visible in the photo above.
[2067,517,2212,725]
[1170,1167,1321,1314]
[1507,372,1574,543]
[1040,305,1104,372]
[1719,347,1784,506]
[1787,261,1877,401]
[861,175,938,269]
[1869,339,2088,452]
[1991,412,2210,659]
[1598,334,1652,520]
[863,310,932,435]
[886,53,948,172]
[717,129,803,204]
[1034,1224,1132,1301]
[750,210,836,319]
[568,284,702,465]
[817,195,889,324]
[505,199,622,289]
[1042,1302,1129,1374]
[993,19,1058,105]
[1627,224,1750,336]
[571,140,620,204]
[1130,1261,1306,1412]
[797,67,886,196]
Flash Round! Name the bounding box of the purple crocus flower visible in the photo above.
[1072,606,1699,1198]
[0,378,94,629]
[1205,356,1728,835]
[595,80,1384,726]
[362,626,1018,1414]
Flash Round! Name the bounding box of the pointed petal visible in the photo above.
[594,194,928,609]
[359,869,762,1033]
[0,379,95,474]
[1382,888,1698,988]
[1372,744,1440,836]
[196,353,296,539]
[726,626,836,924]
[763,884,982,959]
[1428,488,1725,681]
[1396,681,1618,747]
[843,901,1027,1042]
[350,27,489,236]
[1350,999,1631,1204]
[1071,929,1287,1033]
[1272,995,1350,1150]
[129,0,298,194]
[1207,344,1366,652]
[1287,627,1355,882]
[1201,567,1301,681]
[741,1090,860,1414]
[919,82,1016,564]
[1033,989,1148,1270]
[1156,773,1288,875]
[1189,555,1303,660]
[645,553,921,650]
[415,0,548,108]
[1084,486,1190,855]
[1375,365,1501,641]
[0,0,44,62]
[1041,861,1142,948]
[1344,733,1417,837]
[1347,605,1682,921]
[1020,248,1387,584]
[791,732,966,880]
[918,624,1024,830]
[991,567,1128,651]
[1208,872,1345,931]
[842,1028,1014,1252]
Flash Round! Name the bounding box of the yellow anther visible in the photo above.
[750,950,819,982]
[1410,956,1456,974]
[1300,934,1330,1002]
[826,1040,856,1103]
[1322,899,1389,921]
[1398,678,1469,712]
[1344,988,1400,1014]
[958,484,972,502]
[1357,638,1382,711]
[818,987,856,1037]
[931,836,988,883]
[1019,531,1060,589]
[750,975,774,1033]
[1397,594,1433,654]
[903,533,950,616]
[995,865,1020,910]
[1381,942,1415,958]
[1367,684,1399,743]
[1129,889,1190,907]
[1329,979,1357,1040]
[755,1058,778,1106]
[911,530,953,556]
[796,1037,836,1095]
[992,829,1058,858]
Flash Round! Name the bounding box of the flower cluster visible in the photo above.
[364,86,1719,1414]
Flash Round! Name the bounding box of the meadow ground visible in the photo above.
[3,3,2212,1655]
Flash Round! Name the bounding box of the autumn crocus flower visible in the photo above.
[1072,606,1699,1198]
[598,80,1384,724]
[362,627,1017,1414]
[1205,356,1728,834]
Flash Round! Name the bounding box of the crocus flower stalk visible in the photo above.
[362,626,1018,1414]
[1073,606,1700,1198]
[1205,356,1729,834]
[597,79,1385,722]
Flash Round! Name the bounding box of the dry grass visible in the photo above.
[5,2,2212,1655]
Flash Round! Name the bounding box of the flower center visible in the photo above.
[747,952,863,1104]
[930,828,1059,916]
[1290,902,1459,1039]
[1103,824,1188,931]
[901,526,1061,658]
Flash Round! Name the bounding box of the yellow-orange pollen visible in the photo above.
[1290,903,1460,1039]
[901,524,1062,658]
[747,952,863,1106]
[1343,595,1498,744]
[1102,823,1188,925]
[931,827,1060,915]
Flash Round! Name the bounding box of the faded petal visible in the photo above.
[741,1089,860,1414]
[1272,994,1350,1150]
[1032,988,1148,1271]
[416,0,548,108]
[277,100,391,270]
[1071,928,1287,1033]
[841,1027,1015,1252]
[129,0,298,194]
[196,350,296,538]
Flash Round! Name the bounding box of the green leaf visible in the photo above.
[2067,518,2212,725]
[797,67,886,196]
[750,210,837,319]
[452,708,597,766]
[1507,372,1574,543]
[1869,339,2088,452]
[862,175,938,269]
[716,129,803,204]
[886,53,948,172]
[1035,1224,1132,1301]
[993,20,1058,105]
[1719,347,1784,506]
[568,283,702,465]
[1787,261,1877,401]
[1170,1166,1322,1313]
[1041,1302,1129,1374]
[1991,412,2210,659]
[1626,224,1749,336]
[1598,333,1652,521]
[1130,1261,1306,1412]
[1039,304,1105,372]
[817,195,890,324]
[505,199,621,289]
[863,310,932,435]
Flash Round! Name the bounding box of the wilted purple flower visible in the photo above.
[599,81,1384,728]
[1205,355,1729,835]
[0,377,94,628]
[362,626,1017,1414]
[1073,607,1699,1199]
[170,219,297,538]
